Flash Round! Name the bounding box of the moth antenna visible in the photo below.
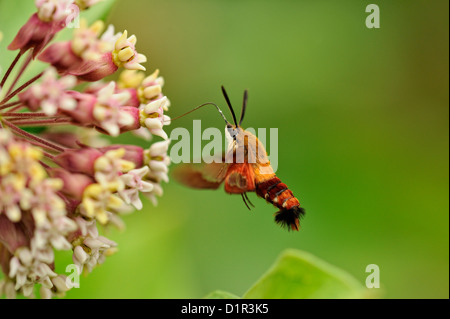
[221,85,238,126]
[164,102,230,125]
[239,89,248,126]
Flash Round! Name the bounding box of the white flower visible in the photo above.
[93,147,135,186]
[80,183,125,224]
[139,97,170,140]
[145,139,171,183]
[0,280,17,299]
[9,247,57,297]
[27,68,77,115]
[72,232,117,273]
[119,166,153,209]
[93,82,134,137]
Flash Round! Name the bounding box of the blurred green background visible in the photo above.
[4,0,450,299]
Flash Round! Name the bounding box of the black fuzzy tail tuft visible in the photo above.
[274,206,305,231]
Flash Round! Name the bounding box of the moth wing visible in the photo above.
[245,135,275,178]
[224,163,256,194]
[172,155,229,189]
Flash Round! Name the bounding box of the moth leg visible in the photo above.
[244,192,255,208]
[241,193,251,210]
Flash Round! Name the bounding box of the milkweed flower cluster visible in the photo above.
[0,0,171,298]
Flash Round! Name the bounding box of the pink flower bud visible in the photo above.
[48,168,94,200]
[83,82,109,95]
[40,131,80,149]
[118,88,140,107]
[54,147,103,176]
[69,52,118,82]
[0,242,13,277]
[18,67,77,115]
[63,91,96,124]
[0,214,33,253]
[98,144,144,168]
[8,13,64,57]
[118,106,140,133]
[17,87,42,112]
[38,41,84,74]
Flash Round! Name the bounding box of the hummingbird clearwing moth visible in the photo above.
[173,86,305,231]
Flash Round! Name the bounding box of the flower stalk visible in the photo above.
[0,72,44,105]
[0,52,22,89]
[5,53,33,97]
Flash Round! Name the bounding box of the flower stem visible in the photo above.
[0,72,43,106]
[0,52,22,90]
[39,160,51,169]
[5,52,32,97]
[1,118,67,152]
[26,138,61,153]
[8,104,26,113]
[0,101,22,111]
[8,118,73,126]
[41,151,56,160]
[1,112,53,118]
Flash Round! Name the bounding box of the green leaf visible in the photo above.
[0,0,116,85]
[242,249,370,299]
[204,290,241,299]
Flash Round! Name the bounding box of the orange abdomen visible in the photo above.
[256,176,299,209]
[255,176,305,231]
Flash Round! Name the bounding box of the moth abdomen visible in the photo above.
[256,176,305,231]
